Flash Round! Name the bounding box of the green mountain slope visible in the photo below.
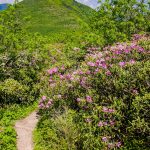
[19,0,93,35]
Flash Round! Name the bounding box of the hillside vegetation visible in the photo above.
[19,0,93,35]
[0,0,149,150]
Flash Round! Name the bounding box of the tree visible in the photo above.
[90,0,150,44]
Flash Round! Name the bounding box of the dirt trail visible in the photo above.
[15,111,38,150]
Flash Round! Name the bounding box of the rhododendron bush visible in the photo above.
[0,6,49,104]
[37,34,150,149]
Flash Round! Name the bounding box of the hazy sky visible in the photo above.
[0,0,99,8]
[76,0,98,8]
[0,0,22,4]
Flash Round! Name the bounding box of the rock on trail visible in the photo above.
[15,111,38,150]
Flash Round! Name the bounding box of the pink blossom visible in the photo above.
[108,108,115,113]
[87,62,95,67]
[133,34,142,40]
[98,121,103,127]
[101,63,107,69]
[102,137,108,142]
[39,103,44,109]
[94,68,99,74]
[61,65,65,71]
[106,56,110,60]
[53,67,58,73]
[47,69,53,75]
[76,98,81,102]
[110,120,115,126]
[116,142,122,147]
[86,70,91,75]
[103,122,108,126]
[124,49,130,53]
[102,107,109,113]
[80,77,87,88]
[130,44,137,49]
[46,105,49,108]
[47,99,52,106]
[70,77,74,81]
[138,47,144,52]
[129,59,136,64]
[42,96,47,101]
[86,96,92,103]
[78,70,84,75]
[112,56,116,59]
[96,60,101,66]
[65,74,72,80]
[114,50,121,55]
[132,89,138,95]
[47,67,58,75]
[59,74,65,80]
[106,70,112,76]
[49,78,53,83]
[119,62,126,67]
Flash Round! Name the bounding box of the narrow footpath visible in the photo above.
[15,111,38,150]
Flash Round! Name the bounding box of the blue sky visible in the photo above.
[0,0,99,8]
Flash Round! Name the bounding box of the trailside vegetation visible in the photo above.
[0,0,149,150]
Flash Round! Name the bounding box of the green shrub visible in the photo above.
[37,34,150,149]
[0,5,49,104]
[0,103,37,150]
[90,0,150,44]
[34,109,78,150]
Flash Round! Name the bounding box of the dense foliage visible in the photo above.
[19,0,93,36]
[90,0,150,44]
[0,1,150,150]
[36,34,150,150]
[0,5,49,105]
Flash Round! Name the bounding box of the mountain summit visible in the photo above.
[19,0,93,35]
[0,4,8,11]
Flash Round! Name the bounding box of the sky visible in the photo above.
[76,0,99,8]
[0,0,99,8]
[0,0,22,4]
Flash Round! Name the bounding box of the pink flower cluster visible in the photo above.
[39,96,53,109]
[98,120,115,127]
[101,136,122,149]
[102,107,115,113]
[40,34,148,149]
[47,67,58,75]
[76,96,93,103]
[86,96,92,103]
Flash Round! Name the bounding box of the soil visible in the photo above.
[15,111,38,150]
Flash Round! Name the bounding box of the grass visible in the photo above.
[33,109,78,150]
[18,0,93,36]
[0,102,37,150]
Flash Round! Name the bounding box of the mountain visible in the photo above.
[0,4,8,11]
[18,0,94,36]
